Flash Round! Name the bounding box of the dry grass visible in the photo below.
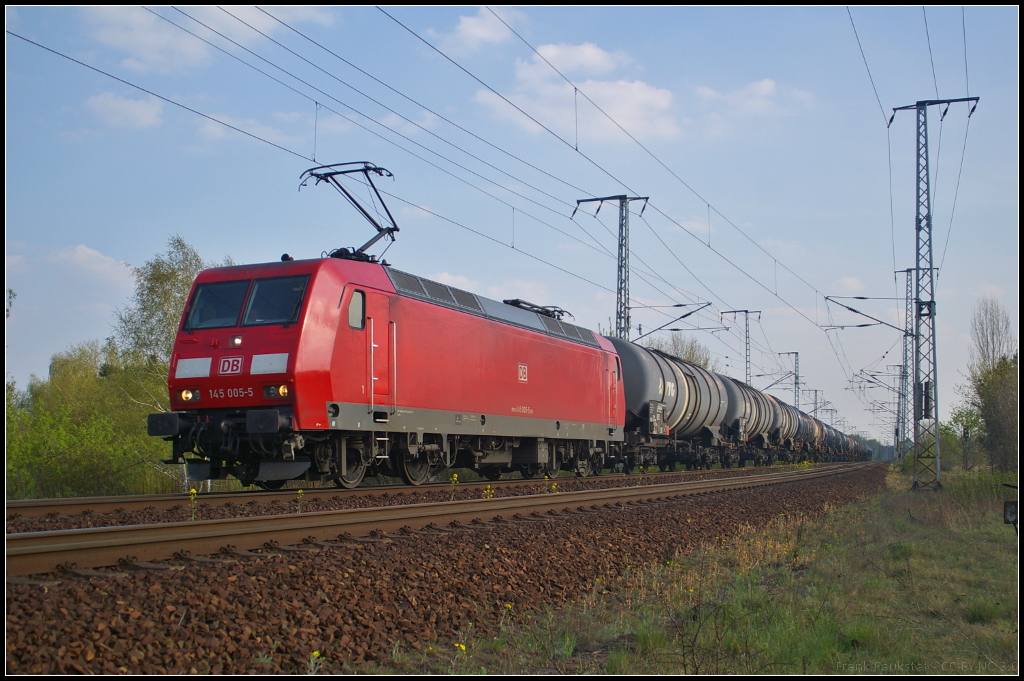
[373,466,1018,675]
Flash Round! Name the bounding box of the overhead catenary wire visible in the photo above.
[5,30,311,162]
[5,26,705,351]
[937,8,975,277]
[169,6,739,335]
[480,6,841,311]
[8,14,925,430]
[378,6,865,388]
[167,6,712,318]
[210,5,793,381]
[845,7,900,297]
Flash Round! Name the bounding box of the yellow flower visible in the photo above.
[189,488,197,495]
[311,650,320,658]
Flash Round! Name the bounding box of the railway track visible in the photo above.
[7,463,871,577]
[5,463,805,519]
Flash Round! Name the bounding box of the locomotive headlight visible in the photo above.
[263,384,290,398]
[179,389,199,401]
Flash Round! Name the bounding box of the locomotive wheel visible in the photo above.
[399,455,433,485]
[518,464,541,479]
[483,468,506,481]
[334,458,367,489]
[256,480,285,491]
[574,457,593,478]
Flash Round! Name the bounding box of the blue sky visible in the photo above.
[5,6,1019,442]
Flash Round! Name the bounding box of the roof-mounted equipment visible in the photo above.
[300,162,399,263]
[502,299,573,320]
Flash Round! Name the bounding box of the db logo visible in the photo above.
[219,356,244,375]
[518,363,528,383]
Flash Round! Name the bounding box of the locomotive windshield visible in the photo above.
[184,280,250,330]
[242,275,310,327]
[183,275,310,330]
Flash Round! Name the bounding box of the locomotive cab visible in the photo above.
[147,256,386,487]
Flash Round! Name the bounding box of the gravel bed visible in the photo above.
[7,466,780,534]
[5,466,886,674]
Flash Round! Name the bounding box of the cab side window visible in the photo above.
[348,290,365,329]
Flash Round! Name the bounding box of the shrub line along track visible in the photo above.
[5,464,801,519]
[7,464,870,578]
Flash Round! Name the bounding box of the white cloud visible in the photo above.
[83,7,211,74]
[85,92,163,128]
[674,217,714,237]
[696,79,814,136]
[49,245,133,290]
[400,205,434,220]
[430,272,479,290]
[477,42,680,143]
[380,110,439,137]
[429,6,526,55]
[197,114,304,147]
[316,113,353,135]
[82,6,333,74]
[485,279,549,304]
[837,276,865,293]
[516,42,628,85]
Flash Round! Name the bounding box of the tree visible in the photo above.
[944,402,984,471]
[643,332,721,372]
[969,296,1017,377]
[5,237,234,497]
[972,354,1018,473]
[5,342,173,498]
[967,297,1018,473]
[114,235,229,365]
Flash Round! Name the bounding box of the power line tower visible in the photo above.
[574,195,648,340]
[894,268,915,467]
[779,351,800,410]
[803,388,822,418]
[890,97,978,490]
[721,310,761,384]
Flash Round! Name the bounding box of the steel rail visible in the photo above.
[5,464,803,519]
[6,464,874,577]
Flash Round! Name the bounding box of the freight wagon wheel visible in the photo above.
[399,454,433,486]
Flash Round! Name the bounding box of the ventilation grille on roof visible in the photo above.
[385,268,598,347]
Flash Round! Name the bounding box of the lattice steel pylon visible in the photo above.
[722,310,760,384]
[890,97,978,490]
[574,195,648,340]
[894,268,914,466]
[780,351,799,410]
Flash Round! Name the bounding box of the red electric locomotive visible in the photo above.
[148,162,624,488]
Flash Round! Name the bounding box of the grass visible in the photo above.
[369,466,1018,675]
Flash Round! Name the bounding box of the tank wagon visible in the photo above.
[147,163,871,487]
